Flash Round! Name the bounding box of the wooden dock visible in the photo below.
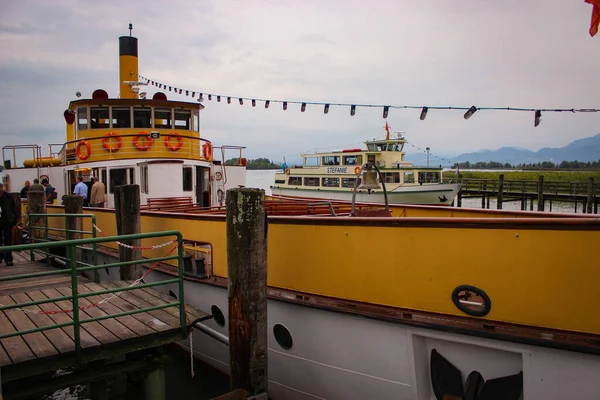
[0,252,209,399]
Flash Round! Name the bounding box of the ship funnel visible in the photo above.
[119,33,138,99]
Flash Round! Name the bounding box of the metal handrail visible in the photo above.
[0,230,185,358]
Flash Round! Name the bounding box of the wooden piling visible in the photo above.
[537,176,545,211]
[64,196,83,240]
[497,174,504,209]
[27,188,46,244]
[226,188,268,396]
[457,190,462,208]
[520,182,526,210]
[114,185,142,279]
[144,367,166,400]
[586,177,594,214]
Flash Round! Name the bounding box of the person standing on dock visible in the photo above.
[90,177,106,208]
[0,183,17,266]
[20,180,30,199]
[74,176,89,206]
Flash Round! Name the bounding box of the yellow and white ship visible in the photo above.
[3,29,600,400]
[271,126,462,206]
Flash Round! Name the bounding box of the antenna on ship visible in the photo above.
[129,22,133,37]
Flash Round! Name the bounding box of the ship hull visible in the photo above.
[270,183,461,206]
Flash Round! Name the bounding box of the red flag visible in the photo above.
[586,0,600,36]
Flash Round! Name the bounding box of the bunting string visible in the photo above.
[136,74,600,127]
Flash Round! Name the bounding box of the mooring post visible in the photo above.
[226,188,268,396]
[144,367,165,400]
[27,188,46,260]
[114,185,142,279]
[520,181,526,210]
[586,177,594,214]
[457,190,462,208]
[537,176,545,211]
[497,174,504,210]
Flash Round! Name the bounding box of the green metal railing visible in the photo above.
[28,213,99,282]
[0,230,185,358]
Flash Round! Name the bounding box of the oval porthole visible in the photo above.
[273,324,293,350]
[211,305,225,327]
[168,290,178,300]
[452,285,491,317]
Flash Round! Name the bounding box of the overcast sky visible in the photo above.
[1,0,599,165]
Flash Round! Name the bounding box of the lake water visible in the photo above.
[245,169,582,214]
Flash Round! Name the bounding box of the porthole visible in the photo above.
[273,324,293,350]
[211,305,225,327]
[451,285,491,317]
[168,290,178,300]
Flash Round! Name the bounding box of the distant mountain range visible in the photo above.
[449,133,600,165]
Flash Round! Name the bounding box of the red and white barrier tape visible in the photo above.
[92,224,175,250]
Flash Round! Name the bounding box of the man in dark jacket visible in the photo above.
[0,183,17,266]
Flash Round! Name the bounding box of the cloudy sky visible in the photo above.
[1,0,599,165]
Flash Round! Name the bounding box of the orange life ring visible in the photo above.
[215,171,223,181]
[165,132,183,151]
[202,142,213,160]
[134,133,152,151]
[102,132,122,152]
[285,168,291,175]
[76,140,91,160]
[354,166,360,174]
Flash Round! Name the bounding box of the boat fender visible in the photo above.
[354,166,360,175]
[165,132,183,151]
[215,171,223,181]
[102,132,122,152]
[134,132,152,151]
[202,142,213,160]
[285,168,291,175]
[76,140,91,160]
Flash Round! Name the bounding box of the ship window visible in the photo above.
[273,324,293,350]
[288,177,302,185]
[376,143,388,152]
[90,107,109,129]
[193,111,199,132]
[304,157,319,167]
[140,165,148,194]
[77,107,88,131]
[304,177,320,187]
[342,177,358,188]
[175,109,191,130]
[133,107,152,128]
[403,172,415,183]
[418,172,440,183]
[367,143,376,151]
[112,107,131,128]
[343,155,361,166]
[383,172,400,183]
[322,156,340,166]
[183,167,193,191]
[109,168,134,193]
[274,179,285,184]
[154,108,172,129]
[322,177,339,187]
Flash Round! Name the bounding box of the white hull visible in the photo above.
[270,183,461,206]
[143,270,600,400]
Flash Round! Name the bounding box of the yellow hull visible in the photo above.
[40,203,600,338]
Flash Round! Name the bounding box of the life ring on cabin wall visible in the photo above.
[354,166,360,175]
[134,133,152,151]
[102,132,122,152]
[165,132,183,151]
[76,140,91,160]
[215,171,223,181]
[285,168,290,175]
[202,142,213,160]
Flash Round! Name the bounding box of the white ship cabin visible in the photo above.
[274,134,444,191]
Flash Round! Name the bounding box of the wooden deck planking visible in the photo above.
[0,259,90,295]
[125,282,207,322]
[0,308,36,365]
[79,283,158,336]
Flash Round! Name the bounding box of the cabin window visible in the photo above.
[403,172,415,183]
[154,108,172,129]
[133,107,152,128]
[109,168,134,193]
[343,155,361,166]
[322,156,340,166]
[77,107,88,131]
[341,177,358,188]
[322,177,339,187]
[383,172,400,183]
[140,165,148,194]
[418,172,440,183]
[193,111,199,132]
[389,143,403,152]
[376,143,388,152]
[304,177,320,187]
[90,107,109,129]
[288,177,302,185]
[112,107,131,128]
[367,143,376,151]
[183,167,193,191]
[175,109,191,130]
[303,157,319,167]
